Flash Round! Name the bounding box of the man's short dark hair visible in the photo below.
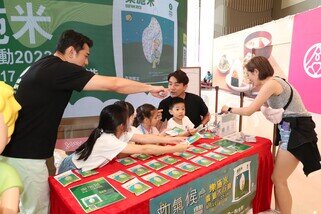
[168,69,189,85]
[55,29,93,54]
[169,97,185,110]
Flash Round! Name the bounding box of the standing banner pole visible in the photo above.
[214,86,219,113]
[239,92,245,132]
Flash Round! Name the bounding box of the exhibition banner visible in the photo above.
[113,0,178,84]
[211,17,294,139]
[289,7,321,114]
[0,0,187,117]
[0,0,115,117]
[150,155,258,214]
[212,17,293,94]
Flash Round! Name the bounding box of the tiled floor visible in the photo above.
[288,168,321,213]
[270,143,321,214]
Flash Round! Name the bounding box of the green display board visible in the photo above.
[150,155,258,214]
[0,0,187,117]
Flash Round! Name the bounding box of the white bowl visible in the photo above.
[217,55,230,74]
[217,63,230,74]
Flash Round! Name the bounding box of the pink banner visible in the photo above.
[289,7,321,114]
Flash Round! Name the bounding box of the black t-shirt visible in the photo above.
[158,92,209,127]
[2,55,95,159]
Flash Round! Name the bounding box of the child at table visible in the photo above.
[166,97,198,136]
[58,104,188,173]
[114,101,140,135]
[133,104,160,135]
[114,101,181,142]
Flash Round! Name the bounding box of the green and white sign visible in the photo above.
[69,177,125,213]
[150,155,258,214]
[0,0,187,117]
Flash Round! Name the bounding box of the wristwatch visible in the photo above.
[227,107,232,113]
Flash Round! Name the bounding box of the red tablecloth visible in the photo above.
[49,137,273,214]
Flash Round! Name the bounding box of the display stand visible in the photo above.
[180,67,201,96]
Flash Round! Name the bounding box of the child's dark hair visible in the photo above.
[169,97,185,110]
[133,104,156,127]
[114,101,135,117]
[75,104,128,161]
[55,29,93,54]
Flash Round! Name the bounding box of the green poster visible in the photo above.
[113,0,179,84]
[150,155,259,214]
[69,177,125,213]
[0,0,187,117]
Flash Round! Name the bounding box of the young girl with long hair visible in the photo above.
[58,104,188,173]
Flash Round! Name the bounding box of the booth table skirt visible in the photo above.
[49,137,273,214]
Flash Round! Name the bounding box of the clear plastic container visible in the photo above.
[278,122,291,143]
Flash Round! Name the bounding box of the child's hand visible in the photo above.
[116,153,130,158]
[159,131,167,137]
[169,136,187,144]
[157,109,163,121]
[188,128,198,136]
[174,143,189,152]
